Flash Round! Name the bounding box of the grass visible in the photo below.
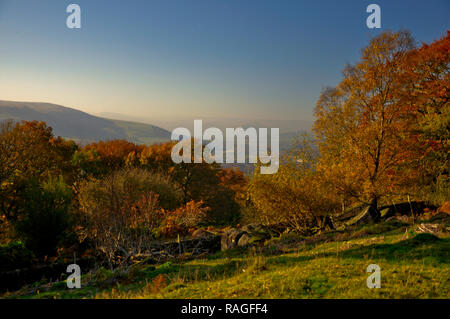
[2,222,449,299]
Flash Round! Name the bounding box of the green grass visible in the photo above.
[2,225,449,299]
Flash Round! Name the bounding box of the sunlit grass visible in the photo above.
[3,228,449,299]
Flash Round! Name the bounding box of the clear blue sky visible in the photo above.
[0,0,448,121]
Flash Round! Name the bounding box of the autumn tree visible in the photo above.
[218,167,248,206]
[138,142,175,173]
[400,31,449,202]
[314,31,425,219]
[82,139,144,171]
[248,135,339,233]
[77,168,182,264]
[0,120,77,222]
[139,141,242,224]
[72,147,107,178]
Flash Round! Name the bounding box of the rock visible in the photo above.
[241,223,265,233]
[335,204,367,223]
[345,206,376,227]
[387,201,429,216]
[332,204,375,229]
[242,223,272,241]
[380,207,393,219]
[191,229,213,239]
[221,224,273,250]
[237,233,250,246]
[221,229,248,250]
[337,201,436,228]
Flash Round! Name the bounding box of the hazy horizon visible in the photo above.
[0,99,313,134]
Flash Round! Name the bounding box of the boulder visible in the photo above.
[386,201,429,216]
[221,224,273,250]
[237,233,250,246]
[332,204,373,230]
[221,229,248,250]
[191,229,214,239]
[242,223,272,241]
[335,204,367,224]
[241,223,265,233]
[345,206,376,227]
[380,207,393,219]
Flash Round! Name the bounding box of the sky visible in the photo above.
[0,0,448,122]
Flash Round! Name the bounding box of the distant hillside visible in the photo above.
[0,100,171,145]
[97,112,313,134]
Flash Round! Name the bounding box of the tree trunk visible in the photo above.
[369,197,380,221]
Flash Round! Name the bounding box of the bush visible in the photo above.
[77,168,183,265]
[420,175,450,207]
[158,200,209,237]
[14,176,73,257]
[247,136,340,234]
[0,242,35,272]
[78,168,182,212]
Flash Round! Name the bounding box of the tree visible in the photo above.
[83,140,144,171]
[139,141,242,224]
[248,135,339,233]
[14,176,73,257]
[218,167,248,207]
[77,168,183,265]
[0,120,77,222]
[400,31,449,201]
[314,31,424,219]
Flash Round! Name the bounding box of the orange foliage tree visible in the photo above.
[400,31,449,195]
[0,120,77,221]
[139,141,244,224]
[83,140,144,171]
[247,135,339,233]
[314,31,428,219]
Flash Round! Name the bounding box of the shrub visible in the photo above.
[420,175,450,207]
[0,241,35,272]
[159,200,209,237]
[77,168,183,265]
[0,120,77,223]
[139,142,243,225]
[247,135,340,234]
[14,176,73,257]
[78,168,182,212]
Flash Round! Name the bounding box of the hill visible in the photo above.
[0,100,171,145]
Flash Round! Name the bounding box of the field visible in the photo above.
[3,220,449,299]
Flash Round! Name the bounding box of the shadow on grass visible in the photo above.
[263,233,450,266]
[340,233,449,263]
[110,233,450,290]
[141,259,244,283]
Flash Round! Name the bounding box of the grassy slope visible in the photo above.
[3,222,449,299]
[111,119,170,145]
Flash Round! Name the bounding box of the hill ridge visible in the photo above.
[0,100,171,145]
